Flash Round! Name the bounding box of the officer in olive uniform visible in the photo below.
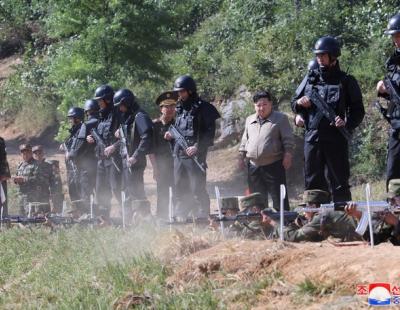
[291,36,365,202]
[113,89,153,218]
[149,91,178,219]
[87,85,122,219]
[0,137,10,216]
[14,144,50,215]
[165,75,220,220]
[346,179,400,246]
[32,145,62,213]
[376,14,400,187]
[262,189,361,242]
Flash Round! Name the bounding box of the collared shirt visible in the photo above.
[239,111,294,167]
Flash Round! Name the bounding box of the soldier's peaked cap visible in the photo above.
[32,145,43,152]
[19,144,32,151]
[156,91,178,106]
[298,189,331,206]
[239,193,265,211]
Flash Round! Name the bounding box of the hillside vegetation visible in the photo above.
[0,0,397,178]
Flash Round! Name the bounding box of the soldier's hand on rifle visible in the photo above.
[344,202,362,220]
[164,131,172,141]
[296,96,311,108]
[114,130,120,139]
[294,114,305,127]
[186,146,197,157]
[13,176,26,184]
[127,156,137,167]
[376,80,388,95]
[104,145,116,157]
[238,152,247,170]
[282,152,292,170]
[382,212,399,226]
[334,116,346,127]
[86,135,95,144]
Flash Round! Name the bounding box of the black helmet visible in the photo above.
[84,99,99,112]
[312,36,341,57]
[173,75,197,93]
[385,14,400,35]
[113,89,136,108]
[307,58,319,70]
[67,107,85,120]
[94,84,114,102]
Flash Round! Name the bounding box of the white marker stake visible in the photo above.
[365,183,374,248]
[28,202,32,218]
[280,184,286,241]
[215,186,224,237]
[168,187,173,231]
[90,194,94,230]
[121,191,126,229]
[61,200,66,216]
[0,205,3,230]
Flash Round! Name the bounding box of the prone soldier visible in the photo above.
[262,189,361,242]
[346,179,400,246]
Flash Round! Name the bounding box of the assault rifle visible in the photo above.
[309,89,352,141]
[0,215,99,226]
[119,125,132,174]
[295,200,400,236]
[168,124,206,174]
[383,77,400,110]
[90,128,121,172]
[210,209,299,224]
[62,142,79,184]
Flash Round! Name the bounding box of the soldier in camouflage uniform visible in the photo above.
[14,144,50,215]
[262,189,361,242]
[346,179,400,246]
[32,145,64,213]
[0,137,11,216]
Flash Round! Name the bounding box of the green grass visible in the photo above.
[0,225,221,309]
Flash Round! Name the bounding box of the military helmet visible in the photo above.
[388,179,400,198]
[385,14,400,35]
[67,107,85,120]
[84,99,99,112]
[173,75,197,93]
[298,189,331,206]
[313,36,341,57]
[307,58,319,70]
[94,84,114,101]
[113,88,136,108]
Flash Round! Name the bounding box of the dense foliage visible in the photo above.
[0,0,398,178]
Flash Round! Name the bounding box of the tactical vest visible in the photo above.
[386,55,400,129]
[303,69,346,130]
[97,112,115,146]
[175,100,201,148]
